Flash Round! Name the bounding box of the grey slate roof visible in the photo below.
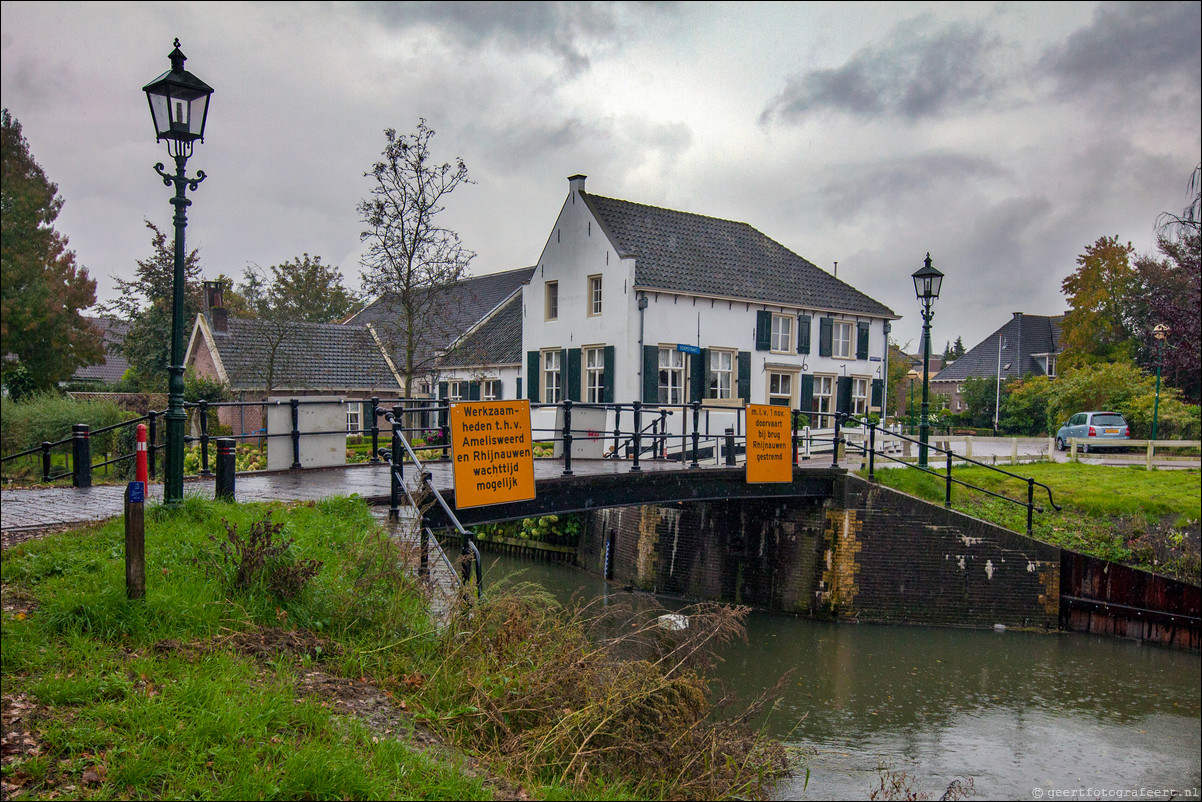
[933,313,1064,383]
[348,266,534,365]
[71,318,130,384]
[208,317,400,391]
[579,192,896,318]
[439,293,523,367]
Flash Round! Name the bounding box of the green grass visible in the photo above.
[1,496,782,800]
[867,462,1201,581]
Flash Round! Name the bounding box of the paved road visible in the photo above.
[4,445,1194,537]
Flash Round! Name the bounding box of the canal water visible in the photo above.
[480,552,1202,800]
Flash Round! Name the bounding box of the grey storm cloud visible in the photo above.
[760,18,1001,124]
[820,152,1006,221]
[1041,2,1202,102]
[358,1,652,74]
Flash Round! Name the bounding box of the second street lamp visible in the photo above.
[1151,323,1171,442]
[911,254,943,469]
[143,39,213,507]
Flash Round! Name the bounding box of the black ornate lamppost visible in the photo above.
[1150,323,1171,442]
[911,254,943,468]
[143,39,213,507]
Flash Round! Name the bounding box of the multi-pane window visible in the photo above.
[708,350,733,399]
[1046,355,1057,377]
[813,376,834,422]
[768,372,793,406]
[542,350,562,404]
[545,281,559,321]
[852,378,869,416]
[588,275,603,316]
[585,346,606,403]
[482,380,500,400]
[658,347,685,404]
[346,403,362,435]
[833,322,853,358]
[771,314,793,352]
[447,381,466,401]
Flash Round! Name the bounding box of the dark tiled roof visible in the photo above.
[440,294,523,367]
[71,317,130,384]
[210,317,400,391]
[933,313,1064,383]
[580,192,896,318]
[348,266,534,365]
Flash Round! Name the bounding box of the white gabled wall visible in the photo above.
[521,175,895,437]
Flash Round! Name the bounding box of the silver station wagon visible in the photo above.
[1056,411,1130,452]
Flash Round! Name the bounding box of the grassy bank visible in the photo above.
[865,462,1200,582]
[0,497,785,800]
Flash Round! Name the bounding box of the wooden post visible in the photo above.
[1011,438,1018,465]
[1147,440,1154,470]
[125,481,145,600]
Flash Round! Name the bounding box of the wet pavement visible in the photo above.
[3,444,1194,536]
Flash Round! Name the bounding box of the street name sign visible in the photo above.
[449,400,537,509]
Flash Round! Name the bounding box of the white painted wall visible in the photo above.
[520,176,894,439]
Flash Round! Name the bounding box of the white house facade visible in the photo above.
[521,175,899,440]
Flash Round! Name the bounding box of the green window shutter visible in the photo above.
[495,379,503,400]
[567,348,582,402]
[603,345,616,403]
[689,350,705,402]
[800,374,814,413]
[516,377,522,400]
[737,351,751,402]
[468,381,480,401]
[702,348,712,398]
[798,315,812,354]
[438,382,448,400]
[871,378,883,408]
[837,376,853,415]
[526,351,539,401]
[857,322,870,360]
[643,345,659,403]
[755,310,772,351]
[819,317,833,357]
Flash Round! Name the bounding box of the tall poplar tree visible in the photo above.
[1,108,101,395]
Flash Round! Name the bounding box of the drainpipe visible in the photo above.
[637,292,648,396]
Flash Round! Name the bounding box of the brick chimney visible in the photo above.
[204,280,228,332]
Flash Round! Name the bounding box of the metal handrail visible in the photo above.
[839,412,1061,535]
[378,407,481,598]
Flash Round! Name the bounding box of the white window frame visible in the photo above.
[587,274,603,317]
[1047,355,1057,377]
[771,314,793,353]
[542,350,562,404]
[833,321,854,359]
[767,371,794,406]
[346,402,362,435]
[584,345,606,403]
[545,281,559,321]
[447,380,466,401]
[852,377,869,416]
[482,379,500,401]
[813,375,835,424]
[658,347,686,405]
[708,349,734,400]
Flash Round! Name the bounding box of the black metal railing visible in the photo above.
[837,412,1061,536]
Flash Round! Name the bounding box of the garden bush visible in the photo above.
[1,392,134,457]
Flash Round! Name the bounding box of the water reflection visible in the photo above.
[481,553,1202,800]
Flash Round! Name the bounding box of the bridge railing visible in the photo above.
[838,413,1061,536]
[378,404,482,599]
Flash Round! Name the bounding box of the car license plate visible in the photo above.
[1104,428,1119,434]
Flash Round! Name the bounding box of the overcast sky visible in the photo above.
[2,1,1199,352]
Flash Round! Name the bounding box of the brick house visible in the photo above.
[930,312,1064,413]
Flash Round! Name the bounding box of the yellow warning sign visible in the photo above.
[449,400,537,509]
[746,404,792,483]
